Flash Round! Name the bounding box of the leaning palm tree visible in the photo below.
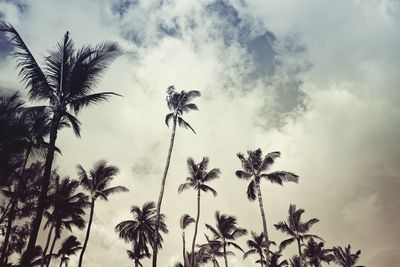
[243,231,268,267]
[178,157,220,266]
[0,22,122,262]
[77,160,128,267]
[332,245,364,267]
[153,86,200,267]
[205,211,247,267]
[235,149,298,266]
[274,204,321,260]
[180,214,195,267]
[115,202,168,258]
[56,235,82,267]
[303,238,334,267]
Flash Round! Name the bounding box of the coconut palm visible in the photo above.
[77,160,128,267]
[115,202,168,257]
[42,176,87,267]
[332,245,364,267]
[235,149,298,267]
[0,22,122,262]
[269,252,288,267]
[180,214,195,267]
[127,242,149,267]
[198,235,226,267]
[178,157,220,266]
[205,211,247,267]
[243,231,268,267]
[274,204,321,260]
[56,235,82,267]
[303,239,334,267]
[153,86,200,267]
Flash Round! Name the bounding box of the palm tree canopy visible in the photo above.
[243,231,267,260]
[165,86,200,133]
[0,22,122,137]
[178,157,220,196]
[180,214,195,230]
[77,160,128,201]
[205,211,247,253]
[303,238,334,266]
[57,235,82,256]
[332,245,364,267]
[115,202,168,256]
[235,149,298,201]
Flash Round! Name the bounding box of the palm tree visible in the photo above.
[274,204,321,261]
[115,202,168,258]
[303,238,334,267]
[153,86,200,267]
[178,157,220,266]
[42,176,87,267]
[269,252,288,267]
[235,149,298,267]
[205,211,247,267]
[0,22,122,262]
[289,256,302,267]
[77,160,128,267]
[332,245,364,267]
[126,242,148,267]
[56,235,82,267]
[198,235,226,267]
[243,231,267,267]
[180,214,195,267]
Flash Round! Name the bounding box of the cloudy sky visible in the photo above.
[1,0,399,266]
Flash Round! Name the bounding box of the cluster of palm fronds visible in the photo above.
[0,22,364,267]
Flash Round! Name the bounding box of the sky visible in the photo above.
[0,0,399,266]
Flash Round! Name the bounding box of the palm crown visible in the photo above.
[332,245,364,267]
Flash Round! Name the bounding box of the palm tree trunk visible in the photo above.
[0,200,12,225]
[223,241,228,267]
[46,234,57,267]
[255,180,270,267]
[78,198,95,267]
[152,115,177,267]
[41,224,55,266]
[23,114,60,265]
[182,231,186,267]
[213,259,217,267]
[191,189,201,267]
[259,252,264,267]
[297,238,302,256]
[59,256,64,267]
[134,261,138,267]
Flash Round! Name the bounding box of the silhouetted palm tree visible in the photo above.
[178,157,220,266]
[274,204,321,262]
[236,149,298,267]
[180,214,195,267]
[127,242,148,267]
[0,22,122,262]
[115,202,168,258]
[243,232,267,267]
[42,176,87,266]
[303,238,334,267]
[269,252,288,267]
[56,235,82,267]
[77,160,128,267]
[198,235,226,267]
[332,245,364,267]
[153,86,200,267]
[205,211,247,267]
[289,256,302,267]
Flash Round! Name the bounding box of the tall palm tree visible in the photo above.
[42,176,87,267]
[180,214,195,267]
[205,211,247,267]
[178,157,220,266]
[332,245,364,267]
[303,238,334,267]
[235,149,298,267]
[243,232,267,267]
[77,160,128,267]
[274,204,321,261]
[153,86,200,267]
[126,242,148,267]
[115,202,168,258]
[56,235,82,267]
[0,22,122,262]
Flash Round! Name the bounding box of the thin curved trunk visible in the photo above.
[46,233,57,267]
[0,200,15,264]
[297,238,303,267]
[78,198,95,267]
[152,115,177,267]
[223,241,228,267]
[255,180,270,267]
[191,189,201,266]
[23,114,60,265]
[182,231,186,267]
[259,252,264,267]
[41,224,55,266]
[59,256,64,267]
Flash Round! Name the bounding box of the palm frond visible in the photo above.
[177,116,196,133]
